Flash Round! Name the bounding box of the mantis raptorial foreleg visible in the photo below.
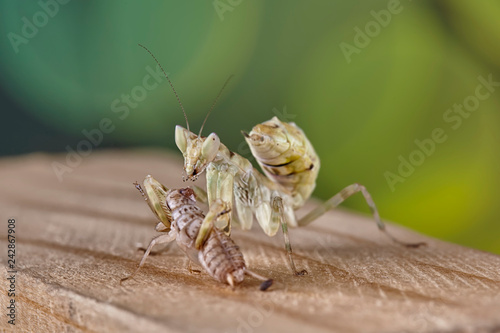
[271,196,308,275]
[196,164,235,249]
[121,230,177,283]
[298,183,426,247]
[192,186,208,204]
[194,199,229,249]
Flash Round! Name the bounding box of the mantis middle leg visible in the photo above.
[271,196,307,276]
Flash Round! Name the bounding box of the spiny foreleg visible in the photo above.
[192,185,208,204]
[195,199,229,249]
[195,164,235,248]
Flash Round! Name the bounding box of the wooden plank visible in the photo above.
[1,149,499,333]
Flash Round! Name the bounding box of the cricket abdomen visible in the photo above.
[166,187,247,286]
[198,228,246,286]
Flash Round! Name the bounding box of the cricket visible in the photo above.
[138,44,425,276]
[121,175,274,290]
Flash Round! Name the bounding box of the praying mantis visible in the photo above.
[139,44,425,276]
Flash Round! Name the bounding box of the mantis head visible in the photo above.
[175,125,220,181]
[136,44,231,182]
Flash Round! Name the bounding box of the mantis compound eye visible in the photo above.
[201,133,220,163]
[175,125,188,154]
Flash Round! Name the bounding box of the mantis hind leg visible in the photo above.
[272,196,308,276]
[298,183,426,248]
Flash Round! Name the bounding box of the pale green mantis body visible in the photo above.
[140,44,425,275]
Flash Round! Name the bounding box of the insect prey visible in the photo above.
[139,44,425,276]
[121,175,273,291]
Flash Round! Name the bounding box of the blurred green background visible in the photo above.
[0,0,499,254]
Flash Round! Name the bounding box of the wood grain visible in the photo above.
[1,149,499,333]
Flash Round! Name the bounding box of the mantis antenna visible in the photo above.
[198,75,234,137]
[138,43,190,132]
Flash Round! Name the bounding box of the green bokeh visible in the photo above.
[0,0,498,254]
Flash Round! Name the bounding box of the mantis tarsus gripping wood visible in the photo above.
[139,44,426,276]
[121,176,273,291]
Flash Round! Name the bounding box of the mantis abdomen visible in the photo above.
[243,116,320,208]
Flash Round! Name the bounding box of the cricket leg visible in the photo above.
[298,183,426,247]
[187,260,201,274]
[137,244,172,256]
[121,230,177,283]
[272,196,308,276]
[136,222,173,255]
[245,269,274,291]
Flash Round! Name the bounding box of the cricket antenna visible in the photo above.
[138,43,190,132]
[198,75,234,137]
